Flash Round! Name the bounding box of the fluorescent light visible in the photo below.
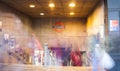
[49,3,55,8]
[40,13,44,15]
[69,3,75,7]
[29,5,35,8]
[70,12,75,15]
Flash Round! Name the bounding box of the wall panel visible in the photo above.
[33,18,87,50]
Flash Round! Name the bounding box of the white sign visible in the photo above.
[109,20,119,31]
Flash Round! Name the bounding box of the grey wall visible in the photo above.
[108,0,120,36]
[107,0,120,51]
[108,0,120,9]
[107,0,120,71]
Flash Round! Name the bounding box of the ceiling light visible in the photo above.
[40,13,44,15]
[70,12,75,15]
[29,5,35,8]
[69,3,75,7]
[49,3,55,8]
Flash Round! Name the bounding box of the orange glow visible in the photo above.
[69,3,75,7]
[40,13,44,15]
[29,5,35,8]
[49,3,55,8]
[70,12,75,15]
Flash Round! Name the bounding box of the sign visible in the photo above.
[3,34,9,44]
[109,20,119,31]
[9,37,16,49]
[52,22,65,32]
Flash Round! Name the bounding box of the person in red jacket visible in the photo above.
[70,50,82,66]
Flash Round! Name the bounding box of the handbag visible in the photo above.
[99,51,115,70]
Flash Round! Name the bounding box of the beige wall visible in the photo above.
[33,18,87,51]
[0,2,32,64]
[87,2,104,38]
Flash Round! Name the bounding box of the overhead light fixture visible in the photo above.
[70,12,75,15]
[29,4,35,8]
[40,13,44,15]
[49,3,55,8]
[69,3,75,7]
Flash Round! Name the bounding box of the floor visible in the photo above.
[0,63,94,71]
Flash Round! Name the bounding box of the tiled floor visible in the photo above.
[0,63,94,71]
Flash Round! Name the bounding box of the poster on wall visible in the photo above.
[3,34,9,44]
[9,37,16,49]
[109,20,119,31]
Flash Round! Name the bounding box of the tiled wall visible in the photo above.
[32,18,87,51]
[86,2,104,37]
[0,2,33,64]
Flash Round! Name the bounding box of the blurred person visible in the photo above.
[70,48,82,66]
[87,35,115,71]
[63,45,72,66]
[49,49,56,66]
[87,35,102,71]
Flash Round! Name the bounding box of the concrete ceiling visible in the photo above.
[0,0,101,18]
